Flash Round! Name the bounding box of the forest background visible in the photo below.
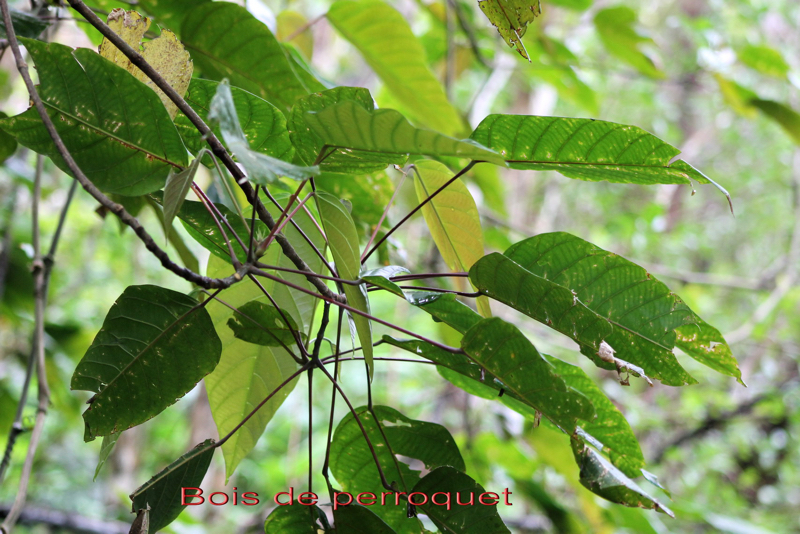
[0,0,799,533]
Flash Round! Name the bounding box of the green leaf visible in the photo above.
[226,300,306,347]
[175,78,295,161]
[413,160,490,316]
[469,247,699,386]
[0,39,187,196]
[501,232,741,382]
[289,87,405,172]
[0,9,50,39]
[205,254,301,480]
[137,0,211,29]
[208,81,318,184]
[411,466,511,533]
[0,111,17,163]
[181,2,317,112]
[749,99,800,146]
[573,443,674,517]
[315,191,373,377]
[263,505,329,534]
[93,431,120,481]
[334,504,397,534]
[477,0,542,60]
[738,44,790,78]
[361,266,410,300]
[71,285,222,441]
[406,292,481,334]
[470,114,725,187]
[162,156,202,241]
[594,7,664,79]
[330,405,463,532]
[543,355,645,478]
[130,439,216,532]
[327,0,466,136]
[460,318,595,428]
[305,101,505,166]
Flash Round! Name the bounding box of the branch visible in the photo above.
[0,504,129,534]
[66,0,343,302]
[361,161,478,264]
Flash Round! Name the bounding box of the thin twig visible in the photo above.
[362,161,478,264]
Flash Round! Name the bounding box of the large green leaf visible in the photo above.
[315,191,373,377]
[226,301,306,347]
[263,505,329,533]
[411,466,511,533]
[289,87,404,172]
[573,443,673,517]
[594,7,664,79]
[470,114,724,187]
[181,2,316,112]
[130,440,215,532]
[413,160,490,316]
[477,0,542,60]
[304,101,506,166]
[334,504,397,534]
[71,285,221,441]
[205,254,301,480]
[137,0,211,29]
[327,0,465,136]
[208,81,318,184]
[502,232,741,382]
[329,405,463,533]
[0,8,50,39]
[175,78,295,161]
[544,356,644,478]
[0,39,187,196]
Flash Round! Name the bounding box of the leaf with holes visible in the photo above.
[329,405,463,533]
[327,0,465,136]
[130,440,215,532]
[175,78,295,161]
[500,232,740,383]
[304,101,505,166]
[412,466,511,533]
[181,2,318,111]
[99,9,193,119]
[0,38,187,196]
[478,0,541,60]
[71,285,221,441]
[209,81,318,184]
[315,191,373,377]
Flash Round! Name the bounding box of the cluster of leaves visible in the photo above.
[8,0,792,532]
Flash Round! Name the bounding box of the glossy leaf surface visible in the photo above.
[0,39,187,196]
[130,440,215,532]
[71,285,221,440]
[181,2,316,111]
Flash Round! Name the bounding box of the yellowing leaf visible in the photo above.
[478,0,542,61]
[99,9,193,119]
[414,160,491,316]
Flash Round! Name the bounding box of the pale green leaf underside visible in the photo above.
[305,101,506,166]
[162,156,202,241]
[0,38,186,196]
[327,0,465,136]
[175,78,295,161]
[71,285,221,441]
[502,232,740,382]
[315,191,373,377]
[205,255,301,480]
[181,2,315,111]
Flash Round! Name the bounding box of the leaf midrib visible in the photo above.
[43,100,183,169]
